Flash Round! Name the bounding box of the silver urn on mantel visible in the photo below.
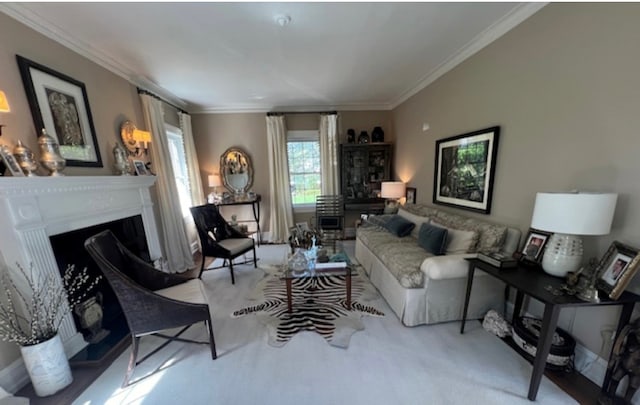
[13,140,39,176]
[38,129,66,176]
[113,143,130,176]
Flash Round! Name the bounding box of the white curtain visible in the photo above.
[319,113,339,195]
[179,111,204,250]
[140,94,194,272]
[266,115,294,243]
[179,112,205,206]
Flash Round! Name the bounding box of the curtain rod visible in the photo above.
[266,110,337,116]
[137,88,189,115]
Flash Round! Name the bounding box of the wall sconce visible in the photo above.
[0,90,11,136]
[120,120,151,157]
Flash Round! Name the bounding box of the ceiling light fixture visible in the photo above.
[275,15,291,27]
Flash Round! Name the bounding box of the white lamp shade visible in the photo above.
[381,181,405,199]
[208,174,222,188]
[531,192,617,235]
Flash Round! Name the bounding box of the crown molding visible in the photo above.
[193,103,393,114]
[0,3,189,110]
[389,2,548,109]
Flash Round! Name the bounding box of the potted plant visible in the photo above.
[0,263,100,396]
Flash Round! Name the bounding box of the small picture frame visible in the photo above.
[596,241,640,300]
[519,228,552,263]
[132,160,149,176]
[0,146,25,177]
[360,213,369,221]
[405,187,417,204]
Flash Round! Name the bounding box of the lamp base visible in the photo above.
[383,199,400,214]
[541,233,583,277]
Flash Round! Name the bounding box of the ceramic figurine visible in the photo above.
[113,143,130,175]
[347,129,356,143]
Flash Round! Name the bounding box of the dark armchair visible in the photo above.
[190,204,257,284]
[84,230,216,387]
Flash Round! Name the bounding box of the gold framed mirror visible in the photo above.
[120,120,138,154]
[220,147,253,195]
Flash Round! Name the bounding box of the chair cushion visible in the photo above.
[417,223,448,255]
[218,238,254,255]
[155,279,207,304]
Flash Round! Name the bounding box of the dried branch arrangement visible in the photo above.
[0,263,101,346]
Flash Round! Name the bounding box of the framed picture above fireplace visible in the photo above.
[16,55,103,167]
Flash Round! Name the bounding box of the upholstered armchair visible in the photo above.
[190,204,257,284]
[84,230,216,387]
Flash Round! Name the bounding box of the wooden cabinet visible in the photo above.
[340,143,392,211]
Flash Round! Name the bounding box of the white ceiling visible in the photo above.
[2,2,545,113]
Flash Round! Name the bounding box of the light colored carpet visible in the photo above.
[73,243,577,405]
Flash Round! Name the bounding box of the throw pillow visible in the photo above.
[432,220,480,254]
[385,215,415,237]
[397,207,430,239]
[417,223,448,255]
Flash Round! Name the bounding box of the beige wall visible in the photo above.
[393,3,640,354]
[0,14,145,371]
[191,111,393,232]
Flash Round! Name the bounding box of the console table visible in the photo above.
[213,194,262,246]
[460,258,640,401]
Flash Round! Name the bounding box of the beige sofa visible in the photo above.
[355,204,521,327]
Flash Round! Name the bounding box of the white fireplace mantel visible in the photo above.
[0,175,162,359]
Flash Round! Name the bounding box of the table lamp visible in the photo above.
[530,191,617,277]
[208,174,222,203]
[381,181,405,214]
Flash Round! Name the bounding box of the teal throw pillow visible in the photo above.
[384,215,415,237]
[418,223,448,255]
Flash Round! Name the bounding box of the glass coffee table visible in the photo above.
[280,262,357,313]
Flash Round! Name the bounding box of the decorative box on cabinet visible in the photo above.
[341,143,392,212]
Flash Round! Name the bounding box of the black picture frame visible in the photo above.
[405,187,417,204]
[596,241,640,300]
[519,228,552,264]
[16,55,102,167]
[433,126,500,214]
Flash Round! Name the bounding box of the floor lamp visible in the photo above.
[530,191,617,278]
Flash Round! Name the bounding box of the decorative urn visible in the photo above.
[13,140,39,176]
[38,129,66,176]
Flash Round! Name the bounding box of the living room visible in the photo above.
[0,3,639,404]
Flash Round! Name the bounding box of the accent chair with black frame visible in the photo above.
[190,204,257,284]
[315,194,345,252]
[84,230,216,387]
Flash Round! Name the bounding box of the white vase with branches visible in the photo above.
[0,263,100,396]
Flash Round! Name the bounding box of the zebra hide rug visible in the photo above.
[232,265,384,348]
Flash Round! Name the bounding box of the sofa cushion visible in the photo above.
[397,207,430,238]
[432,221,480,254]
[417,223,448,255]
[433,210,507,253]
[385,215,415,237]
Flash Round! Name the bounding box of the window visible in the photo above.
[287,130,321,207]
[166,124,192,216]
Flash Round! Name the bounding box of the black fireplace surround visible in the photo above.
[49,215,150,364]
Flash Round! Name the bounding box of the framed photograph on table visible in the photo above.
[596,241,640,300]
[433,126,500,214]
[519,228,552,264]
[0,146,25,177]
[405,187,417,204]
[132,160,149,176]
[16,55,102,167]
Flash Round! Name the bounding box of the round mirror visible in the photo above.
[120,120,138,154]
[220,147,253,194]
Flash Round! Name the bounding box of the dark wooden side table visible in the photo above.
[213,194,262,246]
[460,258,640,401]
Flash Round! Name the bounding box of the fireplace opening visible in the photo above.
[49,215,150,365]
